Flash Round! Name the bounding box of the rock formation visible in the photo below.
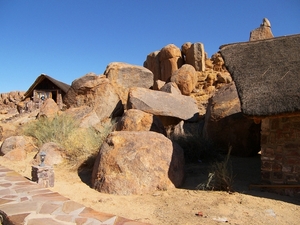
[159,44,183,82]
[144,51,161,83]
[104,62,154,106]
[38,98,60,118]
[144,42,230,112]
[0,91,24,109]
[0,18,275,197]
[0,136,37,161]
[170,64,197,95]
[184,42,206,72]
[249,18,274,41]
[152,79,166,91]
[91,131,185,195]
[160,82,182,95]
[115,109,167,136]
[144,44,183,83]
[63,73,124,123]
[181,42,192,61]
[33,142,65,166]
[127,87,202,124]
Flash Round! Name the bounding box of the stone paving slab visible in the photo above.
[0,165,152,225]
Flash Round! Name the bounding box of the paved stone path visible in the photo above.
[0,165,151,225]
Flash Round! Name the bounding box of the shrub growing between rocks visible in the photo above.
[23,114,77,146]
[22,114,113,167]
[197,147,234,192]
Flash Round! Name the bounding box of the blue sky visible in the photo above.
[0,0,299,93]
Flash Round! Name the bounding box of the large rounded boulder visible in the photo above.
[63,73,123,122]
[104,62,154,106]
[91,131,185,195]
[0,136,37,161]
[170,64,197,95]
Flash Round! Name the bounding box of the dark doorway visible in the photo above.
[52,91,57,103]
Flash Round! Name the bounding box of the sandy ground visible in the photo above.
[0,152,299,225]
[0,111,299,224]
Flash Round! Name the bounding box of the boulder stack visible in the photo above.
[159,44,183,82]
[115,109,167,136]
[127,87,201,124]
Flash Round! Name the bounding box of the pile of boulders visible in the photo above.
[0,91,25,116]
[144,43,232,106]
[0,39,262,195]
[61,63,195,195]
[0,91,24,108]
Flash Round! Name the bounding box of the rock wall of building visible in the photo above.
[261,115,300,195]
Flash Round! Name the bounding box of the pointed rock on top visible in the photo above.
[158,44,183,82]
[38,98,60,118]
[249,18,274,41]
[185,42,206,72]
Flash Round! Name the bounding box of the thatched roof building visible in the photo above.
[23,74,70,109]
[24,74,70,99]
[219,34,300,117]
[220,34,300,196]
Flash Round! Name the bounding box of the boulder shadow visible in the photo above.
[77,155,96,188]
[182,153,300,205]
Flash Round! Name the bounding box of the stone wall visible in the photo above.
[260,115,300,195]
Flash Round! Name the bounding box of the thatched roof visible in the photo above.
[220,34,300,117]
[24,74,70,99]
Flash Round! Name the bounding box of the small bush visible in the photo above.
[197,147,234,192]
[23,114,78,147]
[62,121,113,167]
[23,114,114,168]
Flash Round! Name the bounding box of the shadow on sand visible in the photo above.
[78,153,300,206]
[183,153,300,206]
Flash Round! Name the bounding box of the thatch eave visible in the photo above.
[220,34,300,117]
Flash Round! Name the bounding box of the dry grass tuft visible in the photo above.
[22,114,114,168]
[22,114,78,147]
[197,146,234,192]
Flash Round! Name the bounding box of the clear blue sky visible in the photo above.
[0,0,299,93]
